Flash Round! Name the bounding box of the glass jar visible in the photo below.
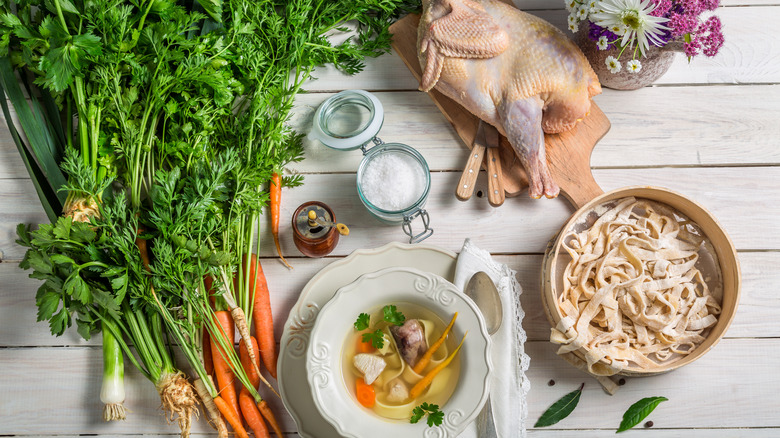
[308,90,433,243]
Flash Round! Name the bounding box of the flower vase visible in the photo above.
[574,25,677,90]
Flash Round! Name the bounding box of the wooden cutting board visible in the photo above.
[389,11,611,209]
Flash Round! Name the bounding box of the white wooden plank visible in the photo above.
[8,431,780,438]
[0,347,294,435]
[305,7,780,91]
[525,338,780,430]
[1,338,777,434]
[1,166,778,260]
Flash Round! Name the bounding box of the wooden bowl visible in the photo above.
[541,186,741,376]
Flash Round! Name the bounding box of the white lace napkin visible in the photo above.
[454,239,530,438]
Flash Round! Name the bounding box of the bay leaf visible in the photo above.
[617,396,668,433]
[534,383,584,428]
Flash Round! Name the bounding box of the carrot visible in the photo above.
[245,254,278,379]
[240,387,270,438]
[270,172,292,269]
[212,310,241,422]
[409,334,466,399]
[231,306,260,377]
[214,395,250,438]
[257,399,284,437]
[135,228,151,271]
[239,336,261,388]
[356,337,375,354]
[413,312,458,374]
[355,378,376,408]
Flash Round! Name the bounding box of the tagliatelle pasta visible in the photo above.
[550,197,722,376]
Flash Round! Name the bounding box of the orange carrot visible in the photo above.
[270,172,292,269]
[257,399,284,437]
[245,254,278,379]
[240,388,270,438]
[410,334,466,399]
[212,311,241,422]
[239,336,261,388]
[355,378,376,408]
[214,395,250,438]
[356,337,375,354]
[413,312,458,374]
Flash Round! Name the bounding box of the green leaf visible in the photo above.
[535,383,584,428]
[25,250,53,275]
[70,221,97,243]
[50,253,75,266]
[383,304,405,325]
[354,312,370,331]
[195,0,223,22]
[36,289,60,322]
[76,318,93,340]
[49,307,70,336]
[616,396,668,433]
[362,329,385,349]
[110,273,129,303]
[64,273,91,304]
[52,216,72,239]
[410,402,443,427]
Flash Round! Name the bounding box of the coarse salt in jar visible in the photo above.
[308,90,433,243]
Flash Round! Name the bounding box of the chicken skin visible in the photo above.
[418,0,601,198]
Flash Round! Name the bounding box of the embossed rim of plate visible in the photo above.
[306,266,492,438]
[278,242,458,438]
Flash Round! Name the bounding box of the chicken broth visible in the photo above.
[344,303,461,420]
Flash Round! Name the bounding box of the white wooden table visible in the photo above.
[1,1,779,437]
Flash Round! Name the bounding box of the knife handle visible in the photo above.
[486,146,505,207]
[456,145,486,201]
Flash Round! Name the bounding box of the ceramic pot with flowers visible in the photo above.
[565,0,726,90]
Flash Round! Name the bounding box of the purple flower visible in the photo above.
[680,0,703,15]
[684,38,701,57]
[668,12,699,37]
[699,16,725,56]
[700,0,721,11]
[588,21,620,50]
[650,0,673,16]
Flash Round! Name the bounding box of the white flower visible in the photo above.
[610,24,627,36]
[597,36,609,50]
[605,56,622,73]
[627,59,642,72]
[590,0,670,57]
[568,13,579,26]
[588,0,599,13]
[568,21,579,32]
[565,0,578,12]
[576,4,589,20]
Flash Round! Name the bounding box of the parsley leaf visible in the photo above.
[410,403,443,427]
[383,304,405,325]
[362,329,385,349]
[354,312,370,331]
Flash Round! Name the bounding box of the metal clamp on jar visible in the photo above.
[308,90,433,244]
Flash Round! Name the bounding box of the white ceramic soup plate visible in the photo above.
[306,266,493,438]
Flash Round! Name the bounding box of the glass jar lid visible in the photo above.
[308,90,384,151]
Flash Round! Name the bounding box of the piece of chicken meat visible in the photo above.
[418,0,601,198]
[390,319,428,367]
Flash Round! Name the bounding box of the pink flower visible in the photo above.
[699,0,721,11]
[684,38,701,57]
[699,16,725,56]
[680,0,703,15]
[668,12,699,37]
[650,0,672,16]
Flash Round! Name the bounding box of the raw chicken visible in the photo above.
[390,319,428,367]
[418,0,601,198]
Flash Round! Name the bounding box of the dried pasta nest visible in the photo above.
[541,187,740,377]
